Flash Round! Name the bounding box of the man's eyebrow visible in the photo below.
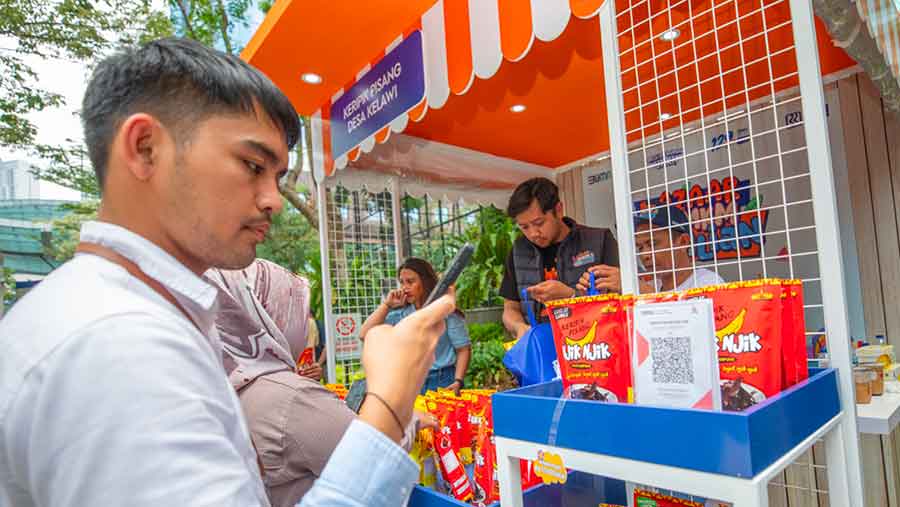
[240,139,281,166]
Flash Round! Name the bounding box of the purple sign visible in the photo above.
[330,30,426,159]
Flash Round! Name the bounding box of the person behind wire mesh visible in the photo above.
[579,205,724,294]
[360,257,471,394]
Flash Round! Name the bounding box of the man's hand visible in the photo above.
[526,280,575,303]
[576,265,622,293]
[383,288,406,309]
[446,380,462,396]
[359,289,456,443]
[298,362,323,381]
[515,323,531,340]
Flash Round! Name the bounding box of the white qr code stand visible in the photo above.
[243,0,869,504]
[493,1,861,506]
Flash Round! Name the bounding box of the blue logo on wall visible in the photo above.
[330,30,426,159]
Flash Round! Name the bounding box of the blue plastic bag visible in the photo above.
[502,288,559,386]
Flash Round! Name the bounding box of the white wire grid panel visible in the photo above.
[324,184,398,386]
[610,0,835,504]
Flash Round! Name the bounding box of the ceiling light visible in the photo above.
[660,28,681,42]
[510,104,527,113]
[301,72,323,84]
[660,112,673,121]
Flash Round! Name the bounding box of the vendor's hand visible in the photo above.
[527,280,575,303]
[359,288,456,443]
[298,362,323,381]
[383,288,406,309]
[515,324,532,340]
[576,265,622,293]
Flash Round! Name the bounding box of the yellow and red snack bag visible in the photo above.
[472,403,499,506]
[323,384,348,400]
[427,400,474,501]
[463,391,492,445]
[432,393,474,464]
[705,280,784,411]
[547,295,631,402]
[296,348,314,369]
[633,489,704,507]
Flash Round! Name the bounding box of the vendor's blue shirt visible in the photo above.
[385,305,470,371]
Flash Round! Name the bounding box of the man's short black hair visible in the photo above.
[506,177,560,218]
[82,37,300,190]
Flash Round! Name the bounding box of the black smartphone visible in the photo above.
[424,243,475,306]
[345,378,368,414]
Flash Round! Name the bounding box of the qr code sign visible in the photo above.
[651,336,694,385]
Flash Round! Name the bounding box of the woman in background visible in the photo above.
[209,259,427,506]
[361,257,471,394]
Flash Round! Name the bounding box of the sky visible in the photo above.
[0,1,267,202]
[0,52,89,201]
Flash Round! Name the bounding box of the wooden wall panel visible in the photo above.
[813,441,830,506]
[858,76,900,346]
[768,472,790,507]
[571,166,586,224]
[862,434,890,507]
[785,449,825,507]
[887,108,900,285]
[839,75,888,339]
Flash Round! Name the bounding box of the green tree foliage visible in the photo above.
[439,206,517,310]
[169,0,252,54]
[0,0,171,194]
[2,266,15,307]
[464,322,516,390]
[44,200,99,262]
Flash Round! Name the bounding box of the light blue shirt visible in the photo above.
[298,419,418,506]
[385,305,470,371]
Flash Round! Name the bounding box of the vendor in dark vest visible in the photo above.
[499,177,621,339]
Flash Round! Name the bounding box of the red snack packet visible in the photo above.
[547,295,631,402]
[463,392,492,446]
[434,394,474,464]
[472,404,499,506]
[633,489,704,507]
[788,280,808,384]
[428,400,474,501]
[296,348,314,369]
[705,280,784,411]
[780,281,797,389]
[520,459,543,490]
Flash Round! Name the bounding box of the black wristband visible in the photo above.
[454,378,465,388]
[365,391,405,436]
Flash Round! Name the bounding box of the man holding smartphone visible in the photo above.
[0,37,457,507]
[500,177,621,339]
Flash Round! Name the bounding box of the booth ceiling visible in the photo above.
[244,0,857,181]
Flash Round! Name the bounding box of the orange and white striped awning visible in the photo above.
[308,0,606,182]
[245,0,857,185]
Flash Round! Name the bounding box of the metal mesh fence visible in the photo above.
[325,184,398,386]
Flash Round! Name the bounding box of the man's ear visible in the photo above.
[116,113,163,182]
[554,201,564,217]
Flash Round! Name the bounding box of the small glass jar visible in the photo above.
[855,368,876,404]
[863,364,885,396]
